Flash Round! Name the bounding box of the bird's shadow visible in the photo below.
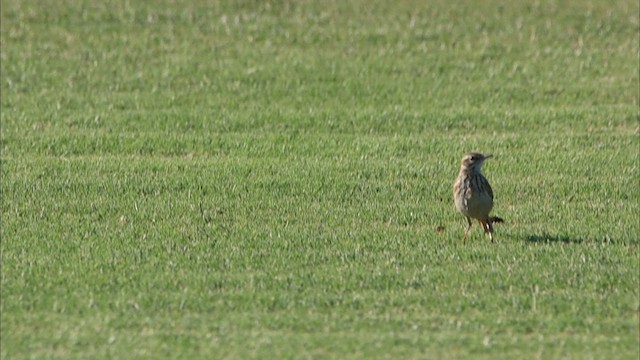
[525,233,585,244]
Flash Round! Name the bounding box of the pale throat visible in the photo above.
[460,162,484,175]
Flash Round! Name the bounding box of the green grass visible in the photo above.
[2,0,639,358]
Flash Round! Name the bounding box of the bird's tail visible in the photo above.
[485,217,503,242]
[480,217,504,235]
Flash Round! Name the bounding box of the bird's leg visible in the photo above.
[485,219,495,242]
[478,219,487,232]
[479,220,495,242]
[462,217,472,242]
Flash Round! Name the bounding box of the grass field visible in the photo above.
[2,0,639,358]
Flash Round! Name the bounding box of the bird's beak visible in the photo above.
[483,154,493,160]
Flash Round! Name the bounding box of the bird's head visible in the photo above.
[460,152,492,173]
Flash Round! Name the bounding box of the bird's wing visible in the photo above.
[486,179,494,200]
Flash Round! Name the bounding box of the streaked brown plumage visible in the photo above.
[453,152,503,242]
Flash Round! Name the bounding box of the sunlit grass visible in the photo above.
[2,0,638,358]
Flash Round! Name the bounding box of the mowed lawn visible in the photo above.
[1,0,638,358]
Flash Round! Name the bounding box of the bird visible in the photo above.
[453,152,504,242]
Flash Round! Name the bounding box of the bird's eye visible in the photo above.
[470,156,476,161]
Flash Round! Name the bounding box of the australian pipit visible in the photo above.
[453,152,503,242]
